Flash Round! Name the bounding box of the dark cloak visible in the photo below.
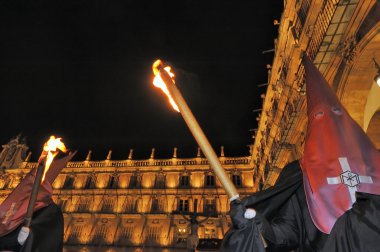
[0,152,75,251]
[0,203,64,252]
[221,161,380,252]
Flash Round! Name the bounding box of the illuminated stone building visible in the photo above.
[1,0,380,251]
[252,0,380,188]
[0,136,255,251]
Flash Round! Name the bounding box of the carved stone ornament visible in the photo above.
[338,36,357,64]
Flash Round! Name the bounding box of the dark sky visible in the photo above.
[0,1,282,161]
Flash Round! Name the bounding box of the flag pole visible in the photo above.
[156,66,239,202]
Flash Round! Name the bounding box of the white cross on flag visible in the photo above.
[327,157,373,203]
[300,56,380,234]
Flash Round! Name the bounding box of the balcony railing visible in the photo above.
[19,156,251,171]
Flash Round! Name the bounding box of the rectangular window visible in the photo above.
[123,197,137,213]
[118,226,134,245]
[63,176,74,189]
[178,199,189,212]
[155,174,166,189]
[85,176,96,189]
[92,224,108,245]
[205,174,215,187]
[129,175,141,189]
[77,198,90,213]
[68,225,83,244]
[151,198,159,213]
[134,198,142,213]
[123,200,134,213]
[58,199,68,211]
[204,198,217,216]
[108,175,119,189]
[179,175,190,188]
[147,226,160,242]
[232,174,242,187]
[101,198,114,213]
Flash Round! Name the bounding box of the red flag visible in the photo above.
[0,152,76,237]
[300,55,380,234]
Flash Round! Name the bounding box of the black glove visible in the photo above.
[222,201,267,252]
[229,200,249,229]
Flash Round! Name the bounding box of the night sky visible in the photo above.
[0,1,282,161]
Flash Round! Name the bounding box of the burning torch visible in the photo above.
[152,60,239,201]
[152,60,267,247]
[17,136,67,245]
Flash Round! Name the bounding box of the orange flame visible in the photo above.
[40,136,67,182]
[152,59,179,112]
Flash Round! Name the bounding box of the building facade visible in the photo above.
[0,137,256,251]
[1,0,380,250]
[252,0,380,188]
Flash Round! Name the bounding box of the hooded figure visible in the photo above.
[221,56,380,252]
[301,55,380,234]
[0,152,75,252]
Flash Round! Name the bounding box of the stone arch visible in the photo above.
[338,21,380,128]
[366,110,380,149]
[364,80,380,131]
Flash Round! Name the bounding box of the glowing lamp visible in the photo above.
[373,58,380,87]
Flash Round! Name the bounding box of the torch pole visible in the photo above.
[17,160,46,245]
[158,68,239,201]
[24,161,45,227]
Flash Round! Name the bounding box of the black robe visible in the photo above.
[221,161,380,252]
[0,203,64,252]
